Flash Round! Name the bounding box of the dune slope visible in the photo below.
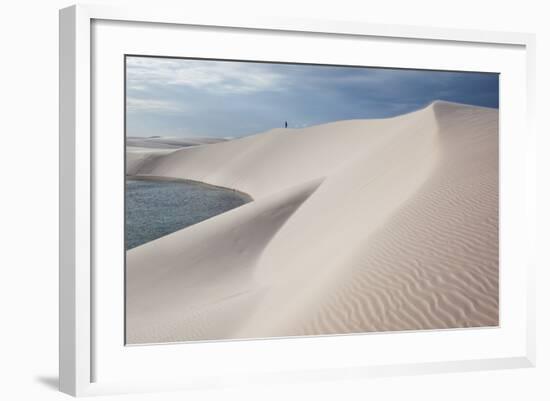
[126,101,499,343]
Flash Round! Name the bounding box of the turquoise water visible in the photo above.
[125,179,251,250]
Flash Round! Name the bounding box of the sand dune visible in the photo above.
[126,147,177,176]
[126,137,228,175]
[126,101,499,344]
[126,136,227,149]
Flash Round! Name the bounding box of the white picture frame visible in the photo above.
[59,4,536,397]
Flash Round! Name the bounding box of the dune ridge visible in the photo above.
[126,101,499,343]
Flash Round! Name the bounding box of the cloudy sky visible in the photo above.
[126,56,498,139]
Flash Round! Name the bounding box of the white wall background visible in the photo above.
[0,0,547,399]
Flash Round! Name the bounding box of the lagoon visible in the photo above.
[125,178,251,249]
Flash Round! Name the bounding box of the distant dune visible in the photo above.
[126,136,228,175]
[126,101,499,344]
[126,136,228,149]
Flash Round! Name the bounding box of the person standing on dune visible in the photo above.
[285,121,288,128]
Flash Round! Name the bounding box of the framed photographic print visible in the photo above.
[59,4,536,396]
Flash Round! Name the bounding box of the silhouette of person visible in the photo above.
[285,121,288,128]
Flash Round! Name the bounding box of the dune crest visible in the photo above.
[126,101,499,343]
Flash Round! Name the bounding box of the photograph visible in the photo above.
[124,56,499,345]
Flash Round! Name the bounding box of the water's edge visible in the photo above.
[125,176,253,249]
[127,174,254,202]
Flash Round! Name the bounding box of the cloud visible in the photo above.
[126,57,285,94]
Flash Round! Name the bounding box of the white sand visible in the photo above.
[126,137,228,175]
[126,101,499,344]
[126,136,227,149]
